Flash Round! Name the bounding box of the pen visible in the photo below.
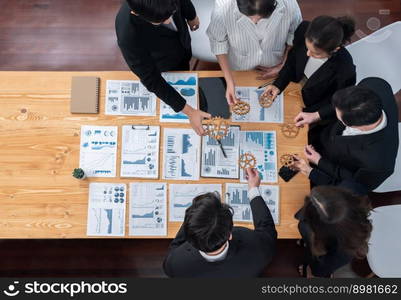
[257,80,274,90]
[217,139,227,158]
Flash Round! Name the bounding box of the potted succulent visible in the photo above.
[72,168,86,180]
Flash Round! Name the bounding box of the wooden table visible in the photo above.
[0,71,309,239]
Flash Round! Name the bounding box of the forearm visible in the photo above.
[217,54,234,85]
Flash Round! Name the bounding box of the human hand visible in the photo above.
[255,63,284,80]
[245,168,261,189]
[293,155,313,177]
[262,84,280,101]
[226,81,239,106]
[304,145,321,165]
[187,16,200,31]
[294,112,320,127]
[183,105,211,136]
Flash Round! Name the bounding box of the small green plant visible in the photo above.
[72,168,86,180]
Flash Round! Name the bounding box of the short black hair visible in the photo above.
[306,16,355,53]
[183,193,233,253]
[127,0,177,23]
[332,86,383,127]
[236,0,277,18]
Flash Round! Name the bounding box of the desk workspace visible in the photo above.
[0,71,309,239]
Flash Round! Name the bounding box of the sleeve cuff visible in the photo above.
[286,33,295,46]
[248,187,261,201]
[210,42,229,56]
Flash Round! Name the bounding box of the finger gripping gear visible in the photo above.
[239,153,257,169]
[202,117,229,140]
[259,93,275,108]
[280,154,295,167]
[232,101,250,116]
[281,123,300,138]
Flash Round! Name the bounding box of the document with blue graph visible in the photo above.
[79,125,118,177]
[201,126,240,179]
[169,184,222,222]
[163,128,200,181]
[232,87,284,123]
[239,131,278,183]
[129,182,167,236]
[225,183,280,224]
[105,80,156,116]
[121,125,160,178]
[160,73,198,123]
[87,183,126,236]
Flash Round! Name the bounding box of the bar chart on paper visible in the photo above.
[87,183,126,236]
[225,183,280,224]
[201,127,240,179]
[129,182,167,236]
[163,128,200,180]
[169,184,222,221]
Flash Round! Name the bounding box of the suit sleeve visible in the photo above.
[163,225,186,277]
[318,64,357,120]
[250,196,277,249]
[273,21,309,92]
[311,158,388,191]
[180,0,197,21]
[117,41,187,112]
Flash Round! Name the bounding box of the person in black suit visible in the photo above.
[293,78,399,191]
[295,186,372,278]
[263,16,356,121]
[115,0,211,135]
[163,168,277,278]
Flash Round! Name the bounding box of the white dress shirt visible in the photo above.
[342,111,387,136]
[304,56,329,79]
[199,242,229,262]
[207,0,302,70]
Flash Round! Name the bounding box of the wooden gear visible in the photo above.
[203,117,229,140]
[239,152,257,169]
[281,123,300,138]
[259,93,275,108]
[232,101,250,116]
[280,154,295,167]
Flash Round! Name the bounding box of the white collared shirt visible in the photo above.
[342,111,387,136]
[207,0,302,70]
[199,242,229,262]
[304,56,329,79]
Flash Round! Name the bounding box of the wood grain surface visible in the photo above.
[0,71,309,239]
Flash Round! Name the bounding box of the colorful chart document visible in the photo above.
[87,183,126,236]
[79,125,118,177]
[105,80,156,116]
[201,126,240,179]
[232,87,284,123]
[225,183,280,224]
[121,125,160,178]
[163,128,200,181]
[239,131,278,183]
[129,182,167,236]
[160,73,198,123]
[169,184,222,222]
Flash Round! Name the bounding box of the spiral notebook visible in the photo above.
[70,76,100,114]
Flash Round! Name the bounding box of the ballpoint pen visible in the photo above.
[217,139,227,158]
[257,79,275,90]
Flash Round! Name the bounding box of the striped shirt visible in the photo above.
[207,0,302,70]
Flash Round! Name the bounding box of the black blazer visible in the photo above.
[310,77,400,191]
[163,196,277,278]
[115,0,196,112]
[273,21,356,120]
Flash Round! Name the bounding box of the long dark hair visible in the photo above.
[306,16,356,53]
[303,186,372,259]
[236,0,277,18]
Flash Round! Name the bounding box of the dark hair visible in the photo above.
[183,193,233,253]
[127,0,177,23]
[332,86,383,127]
[306,16,355,53]
[236,0,277,18]
[302,186,372,259]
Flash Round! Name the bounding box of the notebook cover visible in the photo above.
[70,76,100,114]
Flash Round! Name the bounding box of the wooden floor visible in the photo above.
[0,0,400,277]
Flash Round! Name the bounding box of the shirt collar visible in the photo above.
[199,242,229,262]
[343,111,387,136]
